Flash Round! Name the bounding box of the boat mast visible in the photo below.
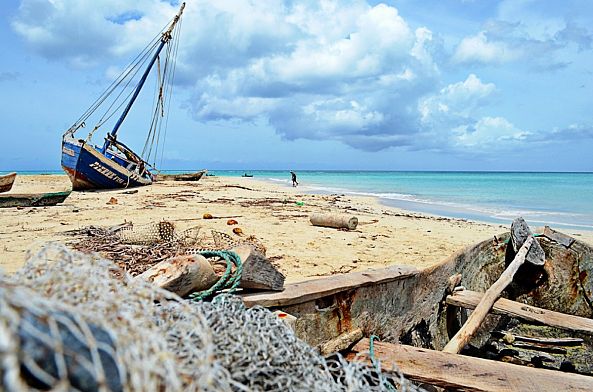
[102,2,185,153]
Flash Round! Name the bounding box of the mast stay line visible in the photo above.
[102,2,185,153]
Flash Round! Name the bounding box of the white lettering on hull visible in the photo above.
[62,147,75,157]
[89,162,126,185]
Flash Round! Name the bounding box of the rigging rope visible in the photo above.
[143,14,182,166]
[67,27,165,136]
[159,15,183,169]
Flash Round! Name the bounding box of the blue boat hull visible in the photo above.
[61,135,152,190]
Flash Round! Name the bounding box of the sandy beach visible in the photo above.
[2,174,593,282]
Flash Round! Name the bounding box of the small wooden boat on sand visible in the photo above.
[0,191,71,208]
[0,172,17,193]
[242,220,593,391]
[154,169,207,182]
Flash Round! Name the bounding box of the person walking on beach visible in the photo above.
[290,171,298,187]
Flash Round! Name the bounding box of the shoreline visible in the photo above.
[5,170,593,231]
[2,174,592,282]
[256,175,593,232]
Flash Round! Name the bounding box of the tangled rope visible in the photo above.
[189,250,243,301]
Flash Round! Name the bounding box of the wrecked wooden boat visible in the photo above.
[155,169,207,182]
[0,172,16,193]
[0,191,71,208]
[242,223,593,390]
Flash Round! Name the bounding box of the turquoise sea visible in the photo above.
[215,170,593,231]
[7,170,593,230]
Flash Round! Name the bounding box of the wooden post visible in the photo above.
[443,236,536,354]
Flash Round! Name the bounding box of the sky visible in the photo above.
[1,0,592,172]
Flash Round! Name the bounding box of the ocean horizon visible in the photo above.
[5,169,593,231]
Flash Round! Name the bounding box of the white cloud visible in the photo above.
[419,74,496,124]
[452,32,520,64]
[454,116,531,150]
[452,1,593,68]
[13,0,588,156]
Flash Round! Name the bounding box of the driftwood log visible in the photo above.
[136,254,218,296]
[232,246,285,291]
[309,213,358,230]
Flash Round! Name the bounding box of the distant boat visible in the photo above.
[0,191,71,208]
[242,173,253,177]
[61,4,186,191]
[155,169,207,182]
[0,172,16,193]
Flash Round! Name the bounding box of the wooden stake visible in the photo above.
[443,236,535,354]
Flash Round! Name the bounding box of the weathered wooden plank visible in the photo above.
[443,237,536,353]
[447,289,593,334]
[543,226,575,248]
[510,218,545,266]
[241,265,419,308]
[351,339,593,392]
[232,246,285,291]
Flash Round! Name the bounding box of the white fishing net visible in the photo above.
[0,243,422,391]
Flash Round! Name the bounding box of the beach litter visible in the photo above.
[0,243,420,391]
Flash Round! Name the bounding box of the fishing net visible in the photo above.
[69,221,265,276]
[1,243,423,391]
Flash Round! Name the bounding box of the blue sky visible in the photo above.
[1,0,592,171]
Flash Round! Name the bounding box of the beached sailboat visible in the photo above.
[61,4,185,190]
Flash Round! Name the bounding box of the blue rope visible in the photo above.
[369,335,397,391]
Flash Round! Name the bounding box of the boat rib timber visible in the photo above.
[0,172,16,193]
[241,226,593,384]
